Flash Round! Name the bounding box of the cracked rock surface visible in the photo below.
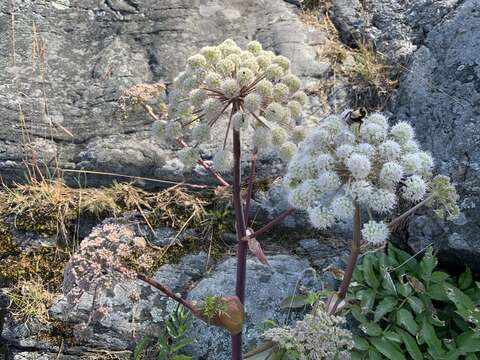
[0,0,327,187]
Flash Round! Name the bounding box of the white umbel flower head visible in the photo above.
[256,79,274,98]
[244,93,262,112]
[273,83,290,102]
[316,153,335,172]
[317,171,341,193]
[282,74,301,93]
[279,142,297,161]
[271,127,288,146]
[205,72,222,88]
[331,196,354,220]
[288,186,310,209]
[192,123,211,142]
[247,40,262,55]
[378,140,401,162]
[345,153,371,180]
[362,221,389,245]
[356,143,375,159]
[368,189,397,214]
[364,113,388,131]
[360,123,387,144]
[265,103,285,123]
[200,46,222,64]
[402,175,427,202]
[273,55,290,71]
[232,112,248,131]
[291,126,306,144]
[347,180,372,204]
[336,144,355,161]
[390,121,414,144]
[237,67,254,87]
[220,78,239,98]
[401,153,424,175]
[291,91,307,105]
[253,127,272,150]
[379,162,404,188]
[417,152,434,174]
[401,140,419,154]
[212,149,233,173]
[308,206,335,230]
[265,64,284,82]
[165,121,182,139]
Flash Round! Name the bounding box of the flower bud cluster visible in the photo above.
[284,112,437,244]
[152,39,307,172]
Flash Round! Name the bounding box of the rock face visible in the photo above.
[331,0,462,64]
[0,0,327,187]
[186,255,319,359]
[391,0,480,271]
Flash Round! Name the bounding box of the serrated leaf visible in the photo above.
[459,267,473,290]
[396,308,418,335]
[353,335,370,351]
[369,337,406,360]
[374,297,397,322]
[407,296,425,314]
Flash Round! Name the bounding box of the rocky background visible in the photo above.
[0,0,479,359]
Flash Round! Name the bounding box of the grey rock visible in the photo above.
[392,0,480,271]
[331,0,366,47]
[48,252,208,350]
[0,0,327,187]
[330,0,461,64]
[186,255,319,359]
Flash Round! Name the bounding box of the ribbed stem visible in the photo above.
[231,124,247,360]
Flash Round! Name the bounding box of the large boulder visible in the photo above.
[186,255,320,359]
[391,0,480,271]
[0,0,327,187]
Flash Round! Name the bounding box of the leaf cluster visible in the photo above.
[350,245,480,360]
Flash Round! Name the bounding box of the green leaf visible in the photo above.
[396,308,418,335]
[367,348,382,360]
[407,296,425,314]
[421,316,445,357]
[419,246,436,281]
[353,335,370,351]
[374,297,397,322]
[351,350,364,360]
[397,328,423,360]
[362,322,383,337]
[457,330,480,353]
[397,281,413,298]
[171,356,192,360]
[358,289,376,312]
[369,337,406,360]
[428,283,449,301]
[380,267,397,296]
[466,354,479,360]
[351,305,368,324]
[445,284,476,311]
[383,331,402,344]
[459,267,473,290]
[363,256,380,289]
[431,271,450,283]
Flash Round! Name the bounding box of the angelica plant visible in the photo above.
[283,111,460,314]
[147,39,307,359]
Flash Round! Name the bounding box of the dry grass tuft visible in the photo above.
[0,180,209,241]
[6,279,56,324]
[116,82,168,121]
[299,10,397,110]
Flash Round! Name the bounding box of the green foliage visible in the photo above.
[199,295,228,322]
[133,304,193,360]
[349,244,480,359]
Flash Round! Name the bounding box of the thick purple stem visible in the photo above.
[231,129,247,360]
[243,148,257,225]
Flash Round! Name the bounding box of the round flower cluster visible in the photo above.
[284,112,435,245]
[153,39,307,172]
